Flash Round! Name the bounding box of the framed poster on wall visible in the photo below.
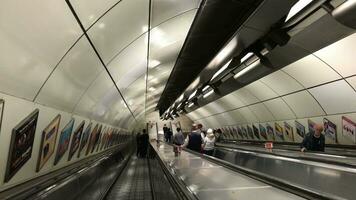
[37,114,61,172]
[342,116,356,143]
[236,126,243,139]
[323,118,337,143]
[275,122,284,140]
[284,122,294,141]
[252,125,260,139]
[86,124,99,155]
[0,100,4,136]
[54,118,74,165]
[266,123,275,140]
[94,125,103,152]
[247,125,254,139]
[241,126,248,138]
[5,109,39,182]
[78,122,92,158]
[295,121,305,138]
[68,121,84,161]
[259,124,268,140]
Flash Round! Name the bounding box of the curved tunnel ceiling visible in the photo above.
[0,0,200,128]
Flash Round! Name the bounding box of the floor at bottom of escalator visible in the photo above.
[105,156,152,200]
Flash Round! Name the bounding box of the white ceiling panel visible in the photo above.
[263,98,296,120]
[309,80,356,114]
[346,76,356,90]
[260,70,304,95]
[107,34,147,90]
[0,0,82,100]
[88,0,149,63]
[282,55,341,88]
[36,37,103,112]
[282,91,325,118]
[229,109,247,124]
[315,33,356,77]
[232,88,259,105]
[151,0,200,27]
[244,80,278,101]
[71,0,120,29]
[203,101,225,116]
[248,103,275,122]
[122,76,146,117]
[221,112,236,126]
[238,107,258,123]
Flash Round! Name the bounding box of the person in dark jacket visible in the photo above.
[139,129,149,158]
[186,124,203,153]
[163,124,169,142]
[301,124,325,152]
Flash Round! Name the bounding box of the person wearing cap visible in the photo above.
[203,128,216,156]
[300,124,325,152]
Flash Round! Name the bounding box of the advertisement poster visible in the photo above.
[236,126,243,139]
[68,121,84,161]
[324,118,337,143]
[5,109,39,182]
[275,122,284,140]
[37,114,61,172]
[241,126,248,138]
[92,125,102,153]
[253,125,260,139]
[342,116,356,143]
[284,122,294,141]
[259,124,268,140]
[54,118,74,165]
[247,125,254,139]
[266,123,275,140]
[0,100,4,136]
[78,122,92,158]
[295,121,305,138]
[308,119,316,133]
[86,124,99,155]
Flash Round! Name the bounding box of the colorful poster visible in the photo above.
[253,125,260,139]
[37,114,61,172]
[266,123,274,140]
[86,124,99,155]
[54,118,74,165]
[247,125,254,139]
[78,122,91,158]
[275,122,284,140]
[284,122,294,141]
[323,118,337,143]
[92,125,102,153]
[295,121,305,138]
[236,126,243,138]
[308,119,316,133]
[68,121,84,161]
[5,109,39,182]
[259,124,268,140]
[342,116,356,143]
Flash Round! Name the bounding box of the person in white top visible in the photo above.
[203,128,216,156]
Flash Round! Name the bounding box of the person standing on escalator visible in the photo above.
[185,124,203,153]
[203,129,216,156]
[300,124,325,152]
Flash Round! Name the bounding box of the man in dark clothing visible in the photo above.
[136,132,141,157]
[301,124,325,152]
[139,129,149,158]
[186,124,203,153]
[163,124,169,142]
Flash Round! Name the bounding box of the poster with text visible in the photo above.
[308,119,316,133]
[266,123,275,140]
[253,125,260,139]
[259,124,268,140]
[295,121,305,139]
[275,122,284,140]
[5,109,39,182]
[342,116,356,143]
[37,114,61,172]
[236,126,243,139]
[93,125,102,153]
[68,121,84,161]
[78,122,92,158]
[323,118,337,143]
[54,118,74,165]
[284,122,294,141]
[247,125,254,139]
[241,126,248,138]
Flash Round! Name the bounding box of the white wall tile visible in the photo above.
[260,70,304,95]
[264,98,296,120]
[346,76,356,91]
[282,91,325,118]
[248,103,275,122]
[245,80,278,101]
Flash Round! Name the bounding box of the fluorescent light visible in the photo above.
[188,102,194,108]
[178,94,184,102]
[148,87,156,92]
[240,52,254,63]
[148,60,161,68]
[211,59,232,81]
[285,0,312,22]
[98,23,105,29]
[234,60,260,80]
[202,85,210,92]
[177,102,182,108]
[142,25,148,32]
[188,90,197,100]
[203,90,214,98]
